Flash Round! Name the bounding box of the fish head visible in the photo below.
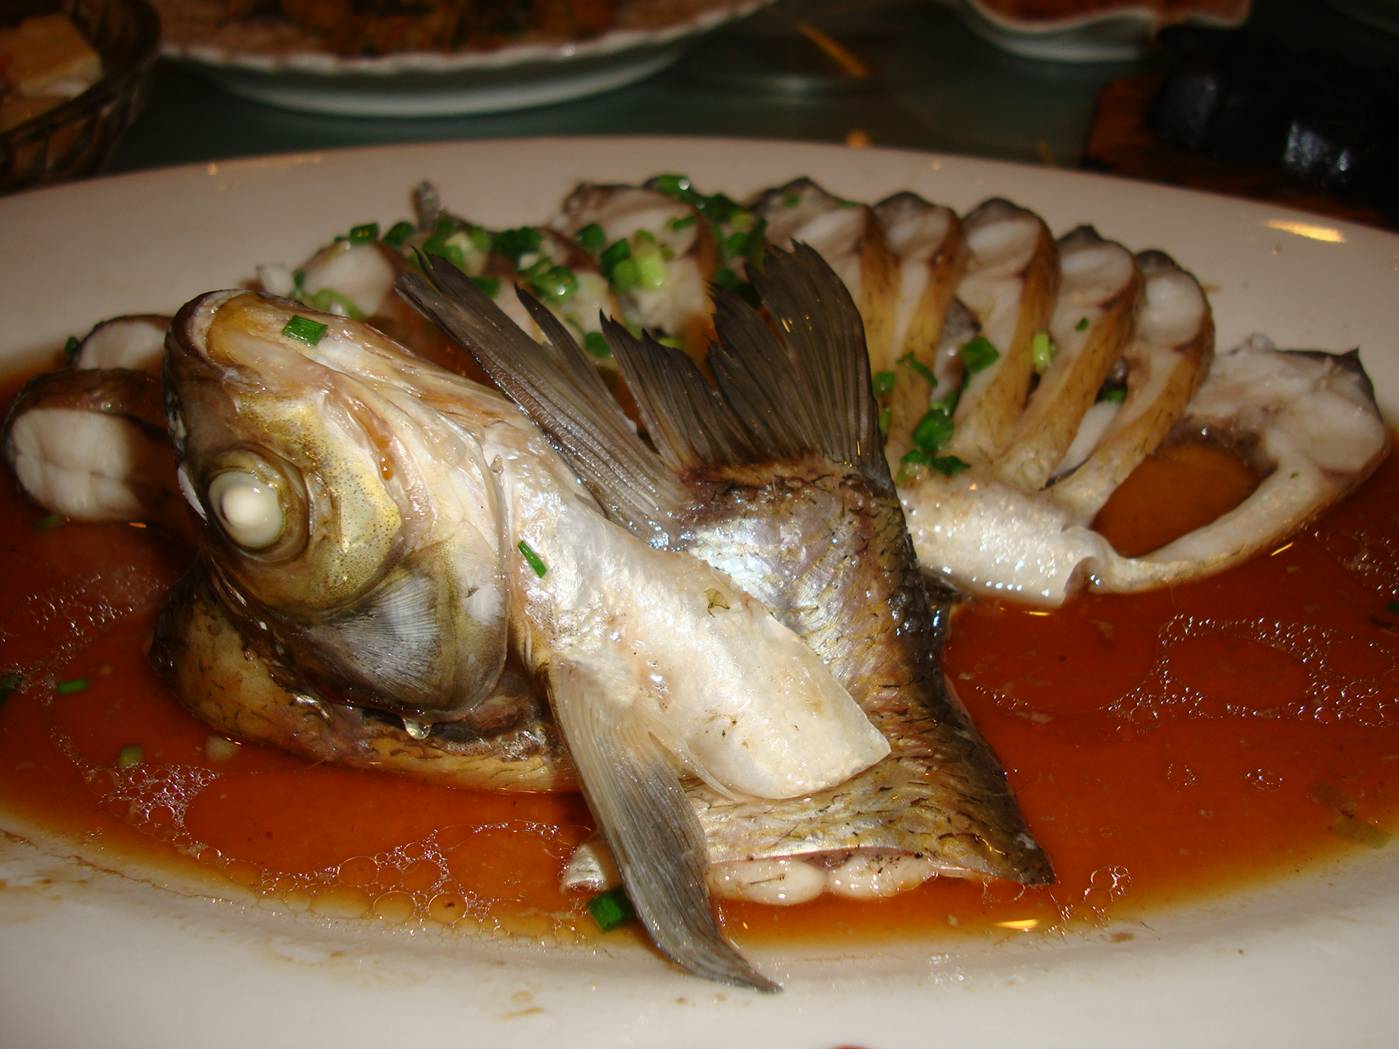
[164,290,509,722]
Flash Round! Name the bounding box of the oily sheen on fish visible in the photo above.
[400,246,1053,905]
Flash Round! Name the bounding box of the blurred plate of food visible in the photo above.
[153,0,771,116]
[946,0,1250,62]
[1,0,160,194]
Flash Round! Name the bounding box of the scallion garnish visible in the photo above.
[899,449,970,483]
[783,192,801,208]
[63,335,80,359]
[912,407,955,451]
[650,173,691,198]
[305,288,364,320]
[116,743,143,769]
[472,275,502,298]
[959,336,999,373]
[897,352,936,386]
[383,220,415,248]
[583,331,611,359]
[348,222,379,244]
[1100,386,1127,403]
[668,214,697,232]
[599,238,631,273]
[872,370,896,397]
[1030,331,1056,373]
[492,226,543,265]
[517,539,548,578]
[55,677,88,696]
[282,315,328,346]
[1075,316,1090,332]
[877,406,891,435]
[587,887,634,931]
[34,513,64,531]
[610,258,640,293]
[575,223,606,254]
[522,258,579,301]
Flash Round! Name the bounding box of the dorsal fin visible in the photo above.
[397,256,686,544]
[599,317,756,471]
[734,244,891,485]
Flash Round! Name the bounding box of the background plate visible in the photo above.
[160,1,769,116]
[1,136,1396,1049]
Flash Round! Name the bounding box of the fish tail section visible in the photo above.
[548,661,779,993]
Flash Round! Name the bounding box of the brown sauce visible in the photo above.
[1,373,1395,955]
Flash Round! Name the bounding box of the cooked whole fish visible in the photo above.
[165,289,892,990]
[399,245,1054,906]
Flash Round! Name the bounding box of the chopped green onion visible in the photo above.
[55,677,88,696]
[1100,386,1127,403]
[897,352,936,386]
[305,288,364,320]
[575,222,606,254]
[116,743,143,769]
[958,335,999,374]
[650,173,691,198]
[382,220,415,248]
[656,335,683,350]
[610,258,640,293]
[929,454,970,475]
[877,406,891,435]
[421,223,467,269]
[466,225,492,253]
[1075,316,1090,332]
[347,222,379,244]
[0,671,21,707]
[668,215,697,232]
[599,238,631,274]
[583,331,611,359]
[1030,331,1056,373]
[34,513,64,531]
[587,887,634,931]
[783,192,801,208]
[471,275,502,298]
[899,449,970,484]
[517,539,548,578]
[282,315,328,345]
[632,239,668,290]
[712,266,741,289]
[521,258,579,301]
[492,226,543,265]
[912,407,955,452]
[63,335,80,359]
[872,370,896,397]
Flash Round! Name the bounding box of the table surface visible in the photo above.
[104,0,1398,188]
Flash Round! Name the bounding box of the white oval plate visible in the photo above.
[159,0,769,116]
[1,137,1396,1049]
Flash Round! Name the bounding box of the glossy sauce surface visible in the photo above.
[1,377,1395,951]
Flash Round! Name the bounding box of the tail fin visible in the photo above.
[549,661,779,992]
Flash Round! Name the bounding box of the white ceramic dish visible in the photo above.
[161,1,768,116]
[1,137,1396,1049]
[946,0,1250,62]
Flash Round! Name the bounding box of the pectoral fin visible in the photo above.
[548,660,779,993]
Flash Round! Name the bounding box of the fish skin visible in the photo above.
[170,287,892,991]
[151,562,576,792]
[677,461,1052,883]
[406,244,1054,890]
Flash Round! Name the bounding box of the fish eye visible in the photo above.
[208,470,284,550]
